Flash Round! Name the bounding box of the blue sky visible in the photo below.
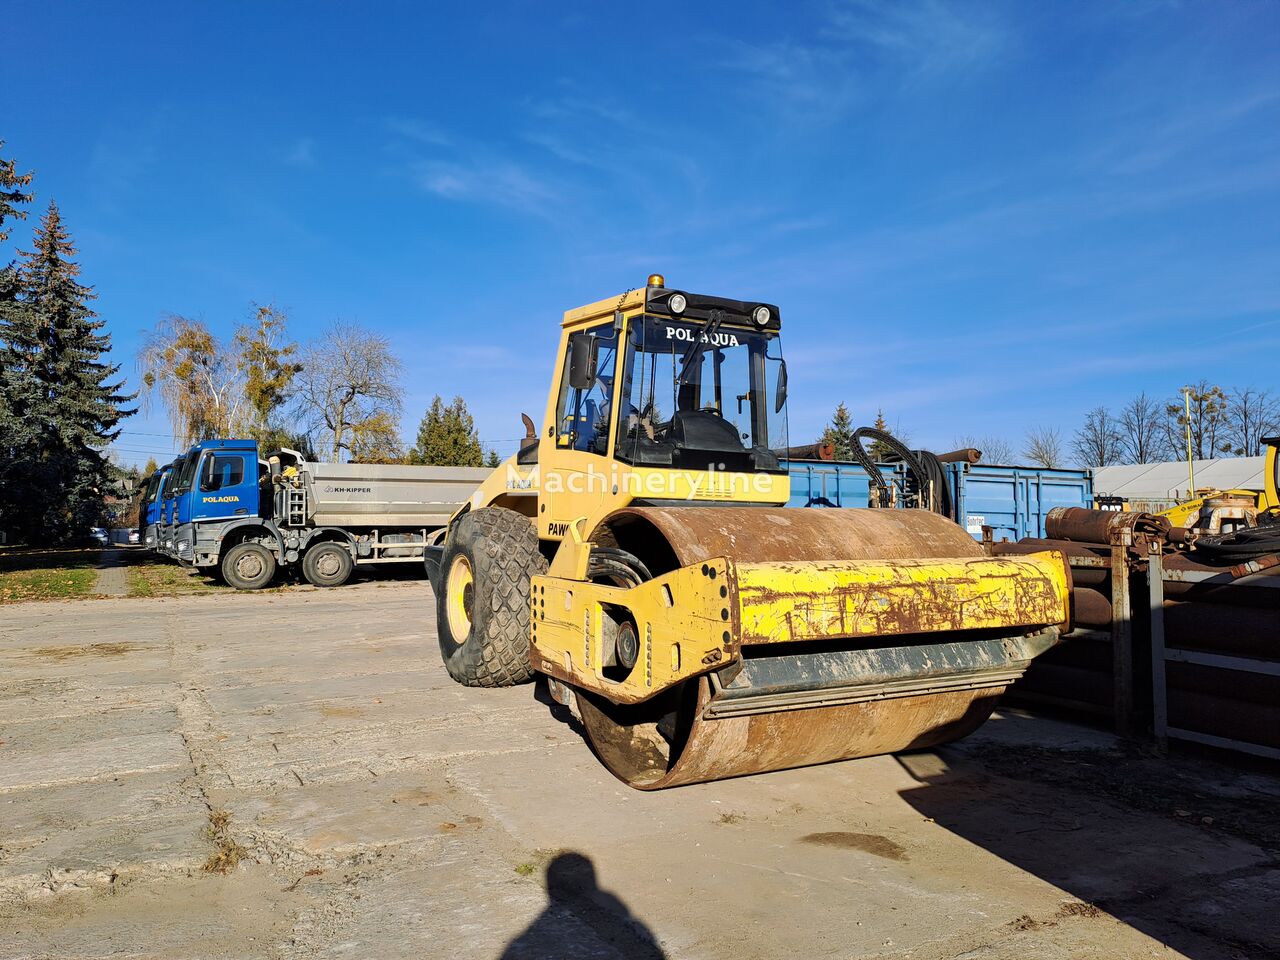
[4,1,1279,466]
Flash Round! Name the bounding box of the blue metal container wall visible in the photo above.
[784,460,1093,541]
[950,463,1093,541]
[784,461,877,508]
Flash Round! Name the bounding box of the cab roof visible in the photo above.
[562,280,780,333]
[185,438,258,454]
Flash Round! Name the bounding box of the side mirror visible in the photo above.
[568,334,599,391]
[201,457,219,492]
[774,359,788,414]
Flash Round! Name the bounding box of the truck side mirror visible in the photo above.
[201,457,218,492]
[774,359,788,414]
[568,335,599,391]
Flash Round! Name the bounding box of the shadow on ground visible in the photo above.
[501,853,666,960]
[0,546,103,573]
[120,550,434,593]
[898,737,1280,960]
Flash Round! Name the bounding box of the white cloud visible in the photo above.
[385,116,560,217]
[720,0,1008,118]
[410,157,559,216]
[385,117,454,147]
[824,0,1007,75]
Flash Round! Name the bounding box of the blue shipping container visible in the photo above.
[783,460,881,510]
[783,460,1093,542]
[945,462,1093,542]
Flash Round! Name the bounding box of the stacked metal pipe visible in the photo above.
[992,507,1280,757]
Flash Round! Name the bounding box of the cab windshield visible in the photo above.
[617,315,787,472]
[172,455,196,494]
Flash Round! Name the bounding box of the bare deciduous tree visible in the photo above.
[953,434,1015,464]
[1073,406,1123,467]
[1022,426,1064,468]
[1118,392,1167,464]
[1165,381,1231,460]
[295,322,403,461]
[1224,387,1280,457]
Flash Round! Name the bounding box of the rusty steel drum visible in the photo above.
[576,507,1016,790]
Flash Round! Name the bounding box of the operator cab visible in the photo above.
[558,278,788,474]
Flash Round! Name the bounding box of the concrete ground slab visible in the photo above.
[0,581,1275,959]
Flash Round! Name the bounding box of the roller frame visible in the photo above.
[531,547,1071,706]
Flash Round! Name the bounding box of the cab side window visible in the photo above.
[556,325,617,455]
[201,454,245,492]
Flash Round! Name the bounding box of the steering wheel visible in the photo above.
[630,399,667,441]
[699,405,724,417]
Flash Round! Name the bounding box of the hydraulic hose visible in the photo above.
[587,547,653,587]
[850,427,952,517]
[1192,510,1280,561]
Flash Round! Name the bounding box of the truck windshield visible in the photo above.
[172,455,197,494]
[617,315,787,473]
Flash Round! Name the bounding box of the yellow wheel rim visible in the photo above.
[445,554,475,638]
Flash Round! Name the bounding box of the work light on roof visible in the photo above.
[752,305,772,327]
[668,293,687,315]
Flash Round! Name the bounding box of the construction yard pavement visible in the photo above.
[1,581,1277,960]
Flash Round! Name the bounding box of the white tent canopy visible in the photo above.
[1094,456,1266,507]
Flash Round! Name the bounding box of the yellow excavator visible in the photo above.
[425,276,1072,789]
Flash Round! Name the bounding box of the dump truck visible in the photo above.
[158,451,189,557]
[137,460,176,550]
[165,439,488,588]
[424,275,1073,789]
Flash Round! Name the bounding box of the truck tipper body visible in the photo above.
[165,440,486,589]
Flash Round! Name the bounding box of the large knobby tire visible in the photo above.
[302,541,354,587]
[436,506,547,687]
[221,541,277,590]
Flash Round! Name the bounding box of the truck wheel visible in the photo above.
[222,541,277,590]
[302,541,354,587]
[436,507,547,687]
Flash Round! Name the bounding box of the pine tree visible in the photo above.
[0,262,40,537]
[819,402,854,461]
[0,146,37,539]
[0,141,33,243]
[407,395,483,466]
[485,449,501,468]
[1,202,134,543]
[869,409,893,461]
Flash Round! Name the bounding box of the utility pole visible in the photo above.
[1183,388,1196,497]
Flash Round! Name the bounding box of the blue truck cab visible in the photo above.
[139,461,175,550]
[159,453,189,556]
[170,439,263,565]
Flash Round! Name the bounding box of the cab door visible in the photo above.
[193,451,257,521]
[542,323,619,540]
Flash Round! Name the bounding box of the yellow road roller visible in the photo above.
[425,276,1071,789]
